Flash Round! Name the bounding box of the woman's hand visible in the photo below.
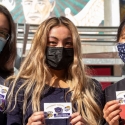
[70,112,85,125]
[103,100,121,125]
[27,111,46,125]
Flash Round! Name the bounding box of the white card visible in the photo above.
[0,85,9,111]
[116,91,125,105]
[44,102,72,119]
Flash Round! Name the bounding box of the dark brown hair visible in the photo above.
[0,5,16,76]
[117,16,125,42]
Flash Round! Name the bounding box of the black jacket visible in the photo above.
[104,78,125,125]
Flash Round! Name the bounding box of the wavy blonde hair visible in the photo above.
[6,16,103,125]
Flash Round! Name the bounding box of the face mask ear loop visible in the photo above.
[114,42,118,65]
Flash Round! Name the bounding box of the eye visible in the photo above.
[66,42,72,45]
[0,31,10,40]
[47,41,57,46]
[65,42,73,47]
[120,34,125,39]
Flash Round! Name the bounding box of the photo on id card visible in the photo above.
[0,85,8,111]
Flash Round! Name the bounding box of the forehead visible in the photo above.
[49,25,71,38]
[49,25,71,34]
[0,13,9,31]
[121,27,125,34]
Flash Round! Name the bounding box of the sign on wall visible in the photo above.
[0,0,104,26]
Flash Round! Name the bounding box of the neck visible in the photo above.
[50,68,66,79]
[47,68,69,88]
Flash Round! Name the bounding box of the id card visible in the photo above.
[0,85,8,111]
[116,91,125,121]
[44,102,72,119]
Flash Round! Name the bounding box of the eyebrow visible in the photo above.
[0,27,9,33]
[48,36,72,40]
[121,34,125,36]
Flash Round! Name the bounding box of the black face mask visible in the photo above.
[46,47,74,70]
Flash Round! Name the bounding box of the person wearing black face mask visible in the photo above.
[6,16,104,125]
[103,17,125,125]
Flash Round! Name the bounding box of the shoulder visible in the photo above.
[86,78,103,92]
[91,78,103,92]
[6,79,25,112]
[91,78,104,108]
[15,79,25,88]
[8,78,25,97]
[105,78,125,92]
[92,78,102,90]
[8,78,25,88]
[104,78,125,102]
[88,78,102,94]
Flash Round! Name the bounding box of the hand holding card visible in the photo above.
[116,91,125,122]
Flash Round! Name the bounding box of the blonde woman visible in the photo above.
[6,16,104,125]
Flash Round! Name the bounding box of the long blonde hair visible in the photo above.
[6,16,103,125]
